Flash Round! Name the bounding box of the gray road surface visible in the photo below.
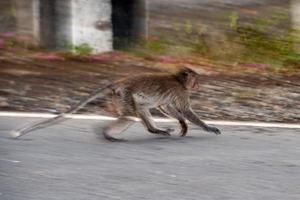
[0,117,299,200]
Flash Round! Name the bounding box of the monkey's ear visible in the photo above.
[176,67,192,85]
[179,67,193,76]
[182,70,189,76]
[180,66,203,76]
[181,66,191,71]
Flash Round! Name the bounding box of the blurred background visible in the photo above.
[0,0,299,123]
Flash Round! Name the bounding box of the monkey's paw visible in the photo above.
[159,129,173,136]
[10,130,21,138]
[150,128,173,136]
[105,136,127,142]
[207,126,221,135]
[166,128,175,133]
[103,132,127,142]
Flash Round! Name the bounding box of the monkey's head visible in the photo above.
[176,67,202,91]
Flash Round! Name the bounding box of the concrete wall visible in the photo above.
[291,0,300,28]
[132,0,149,38]
[71,0,112,52]
[14,0,40,44]
[8,0,113,53]
[291,0,300,51]
[51,0,113,52]
[0,0,16,32]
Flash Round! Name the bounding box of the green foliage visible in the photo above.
[190,36,209,55]
[122,7,299,71]
[233,14,300,67]
[5,38,17,48]
[10,5,16,17]
[123,36,168,56]
[67,43,93,55]
[229,12,239,29]
[184,20,193,34]
[196,24,208,35]
[232,89,258,101]
[270,9,289,24]
[145,39,166,53]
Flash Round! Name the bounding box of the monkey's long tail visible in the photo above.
[11,83,114,139]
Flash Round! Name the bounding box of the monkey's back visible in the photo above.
[115,74,189,108]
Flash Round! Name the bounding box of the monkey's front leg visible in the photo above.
[137,107,173,136]
[158,105,188,137]
[182,107,221,135]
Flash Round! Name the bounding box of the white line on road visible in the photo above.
[0,111,299,129]
[0,158,21,163]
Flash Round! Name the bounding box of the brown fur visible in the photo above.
[103,67,220,141]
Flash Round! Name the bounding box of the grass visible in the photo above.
[121,8,300,73]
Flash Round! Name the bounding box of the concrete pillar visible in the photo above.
[291,0,300,29]
[53,0,112,53]
[132,0,149,39]
[39,0,56,48]
[14,0,40,44]
[291,0,300,51]
[111,0,148,48]
[0,0,16,33]
[53,0,73,49]
[71,0,113,53]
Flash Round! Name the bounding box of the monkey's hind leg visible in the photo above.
[137,107,174,136]
[102,117,134,142]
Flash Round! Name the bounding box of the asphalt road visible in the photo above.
[0,117,299,200]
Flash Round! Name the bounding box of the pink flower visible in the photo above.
[7,48,18,53]
[148,36,160,41]
[34,53,64,61]
[0,39,5,49]
[244,63,267,69]
[91,55,112,62]
[16,35,32,42]
[158,56,177,63]
[90,53,120,62]
[0,32,14,38]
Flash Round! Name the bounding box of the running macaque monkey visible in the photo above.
[102,67,220,141]
[11,67,221,141]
